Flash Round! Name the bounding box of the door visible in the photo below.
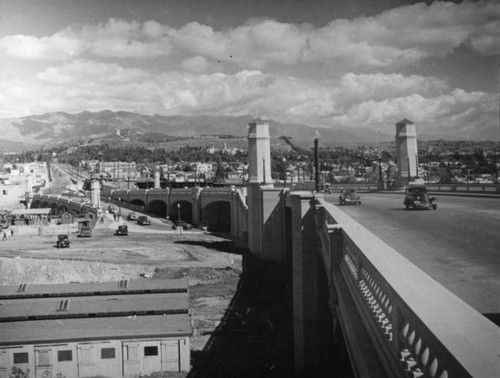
[161,340,180,372]
[142,343,161,376]
[122,343,141,378]
[34,347,53,378]
[77,345,96,378]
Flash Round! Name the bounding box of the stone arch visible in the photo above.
[130,199,146,207]
[147,199,168,217]
[169,200,193,223]
[201,201,231,232]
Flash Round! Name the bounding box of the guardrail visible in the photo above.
[313,197,500,378]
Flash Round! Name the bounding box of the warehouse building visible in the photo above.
[0,279,191,378]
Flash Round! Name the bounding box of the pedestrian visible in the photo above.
[113,213,116,221]
[10,228,14,239]
[2,231,7,241]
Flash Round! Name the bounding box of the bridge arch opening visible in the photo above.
[147,200,167,218]
[169,200,193,223]
[201,201,231,232]
[50,204,58,215]
[130,199,146,207]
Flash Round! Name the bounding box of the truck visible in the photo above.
[77,220,92,237]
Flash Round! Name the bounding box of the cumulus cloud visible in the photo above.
[0,32,85,60]
[1,1,497,65]
[0,58,496,139]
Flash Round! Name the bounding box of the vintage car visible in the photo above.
[339,189,361,205]
[127,212,137,221]
[404,186,437,210]
[137,216,151,226]
[108,205,116,214]
[56,234,70,248]
[115,225,128,236]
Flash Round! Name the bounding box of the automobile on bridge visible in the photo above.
[339,189,362,205]
[404,186,437,210]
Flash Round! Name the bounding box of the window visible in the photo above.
[101,348,115,359]
[144,346,158,356]
[58,350,72,362]
[37,350,51,366]
[13,353,29,364]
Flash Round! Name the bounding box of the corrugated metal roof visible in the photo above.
[10,208,52,215]
[0,292,189,321]
[0,279,192,346]
[0,314,191,345]
[0,278,189,299]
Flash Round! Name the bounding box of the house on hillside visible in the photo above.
[0,279,191,378]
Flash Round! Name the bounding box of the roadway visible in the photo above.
[325,192,500,316]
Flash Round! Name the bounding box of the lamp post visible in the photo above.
[177,203,182,234]
[282,157,287,188]
[118,197,121,221]
[314,132,320,192]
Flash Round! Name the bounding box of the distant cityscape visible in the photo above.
[1,139,499,197]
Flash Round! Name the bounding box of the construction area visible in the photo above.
[0,210,353,378]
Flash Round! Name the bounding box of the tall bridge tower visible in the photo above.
[247,119,273,184]
[246,120,286,261]
[395,118,418,186]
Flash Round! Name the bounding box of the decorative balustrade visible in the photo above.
[314,198,499,378]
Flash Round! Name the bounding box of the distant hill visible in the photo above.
[0,110,392,153]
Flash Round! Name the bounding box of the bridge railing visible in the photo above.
[314,198,499,378]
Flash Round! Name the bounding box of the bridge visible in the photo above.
[28,120,499,377]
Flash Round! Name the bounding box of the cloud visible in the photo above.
[2,1,497,66]
[0,59,496,139]
[0,32,85,60]
[82,18,173,58]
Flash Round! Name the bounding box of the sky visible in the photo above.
[0,0,499,140]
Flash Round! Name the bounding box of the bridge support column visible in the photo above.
[247,184,287,262]
[291,193,333,373]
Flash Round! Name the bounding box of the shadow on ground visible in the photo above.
[185,252,354,378]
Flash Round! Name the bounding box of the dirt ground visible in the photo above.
[0,211,243,353]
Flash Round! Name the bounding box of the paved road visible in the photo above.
[325,193,500,315]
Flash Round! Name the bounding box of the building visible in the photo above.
[0,279,191,378]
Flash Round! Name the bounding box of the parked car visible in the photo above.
[115,225,128,236]
[137,216,151,225]
[127,212,137,221]
[172,221,193,230]
[339,189,361,205]
[404,186,437,210]
[56,234,70,248]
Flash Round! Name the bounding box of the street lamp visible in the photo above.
[282,157,287,188]
[118,197,121,220]
[314,132,320,192]
[177,203,181,224]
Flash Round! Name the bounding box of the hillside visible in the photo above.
[0,110,390,153]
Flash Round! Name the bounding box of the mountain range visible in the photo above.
[0,110,393,153]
